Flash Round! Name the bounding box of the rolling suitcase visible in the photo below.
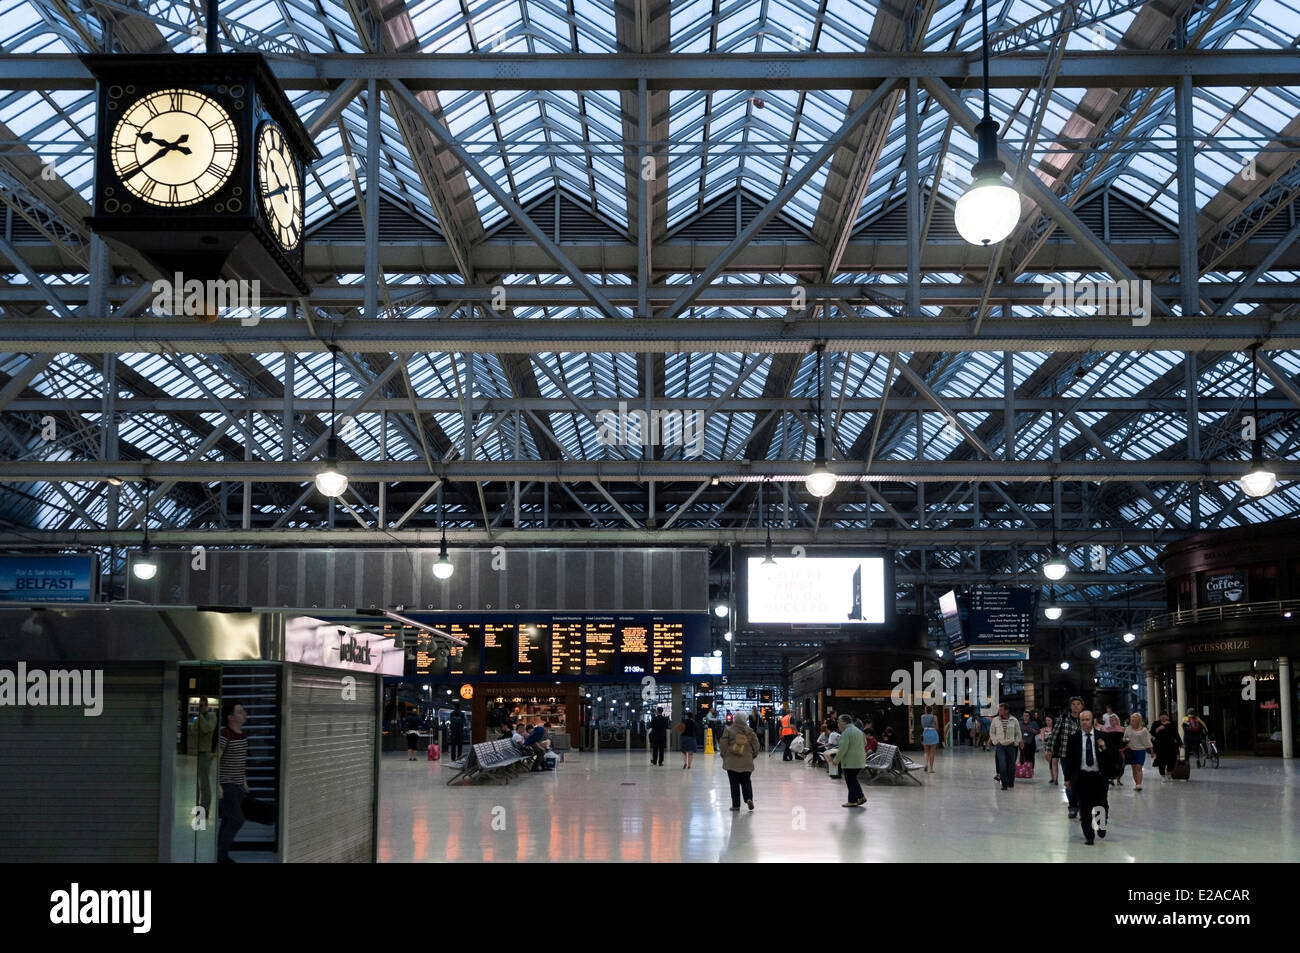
[1171,760,1190,780]
[427,742,441,761]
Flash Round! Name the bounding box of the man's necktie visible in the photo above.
[1086,735,1094,767]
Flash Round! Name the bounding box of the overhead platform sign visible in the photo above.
[0,555,96,603]
[942,587,1033,662]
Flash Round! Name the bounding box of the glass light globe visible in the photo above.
[432,555,454,580]
[954,176,1020,246]
[712,649,722,657]
[714,604,729,618]
[1059,661,1070,671]
[1044,605,1063,621]
[1123,632,1136,643]
[1131,684,1140,691]
[935,649,944,658]
[314,465,348,498]
[723,631,733,642]
[805,463,836,498]
[1043,557,1068,581]
[1239,466,1276,498]
[132,556,158,581]
[1090,648,1101,659]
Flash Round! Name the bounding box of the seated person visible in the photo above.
[881,727,896,747]
[510,723,526,747]
[864,728,879,756]
[525,721,552,770]
[817,725,831,747]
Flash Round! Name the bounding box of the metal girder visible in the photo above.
[4,315,1290,353]
[8,395,1292,415]
[0,527,1184,548]
[15,281,1300,308]
[0,459,1291,483]
[5,51,1299,90]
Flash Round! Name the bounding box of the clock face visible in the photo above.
[110,88,239,207]
[256,123,302,251]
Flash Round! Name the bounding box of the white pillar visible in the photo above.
[1175,662,1188,729]
[1280,656,1294,759]
[1145,669,1158,726]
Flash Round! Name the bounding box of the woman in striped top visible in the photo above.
[217,702,249,863]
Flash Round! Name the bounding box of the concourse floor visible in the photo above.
[378,745,1298,863]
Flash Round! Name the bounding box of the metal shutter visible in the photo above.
[0,665,164,862]
[281,664,377,863]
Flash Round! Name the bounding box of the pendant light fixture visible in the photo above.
[1043,585,1062,621]
[1122,588,1136,642]
[1043,477,1067,580]
[433,487,454,580]
[314,344,348,499]
[805,345,836,498]
[132,479,158,581]
[953,0,1021,246]
[1240,345,1277,498]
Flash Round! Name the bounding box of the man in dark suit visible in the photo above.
[1064,710,1119,845]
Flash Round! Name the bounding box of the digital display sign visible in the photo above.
[651,615,686,676]
[516,621,549,676]
[398,613,708,682]
[745,555,888,625]
[482,620,514,677]
[551,617,584,677]
[617,617,650,675]
[447,621,482,677]
[584,617,617,676]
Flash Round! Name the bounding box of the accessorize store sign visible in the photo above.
[285,616,404,675]
[0,555,97,603]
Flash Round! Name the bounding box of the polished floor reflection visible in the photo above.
[378,746,1299,863]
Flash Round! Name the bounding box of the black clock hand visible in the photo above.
[137,131,193,155]
[124,146,173,180]
[262,184,290,199]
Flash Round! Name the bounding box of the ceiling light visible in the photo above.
[1043,555,1068,581]
[712,649,722,657]
[1123,631,1136,644]
[315,345,348,498]
[994,671,1003,680]
[1044,604,1062,621]
[805,347,836,498]
[432,528,454,580]
[714,603,729,618]
[1059,661,1070,671]
[1090,648,1101,660]
[954,0,1020,246]
[1240,344,1276,498]
[132,545,158,581]
[724,631,733,642]
[936,649,944,658]
[1131,684,1140,691]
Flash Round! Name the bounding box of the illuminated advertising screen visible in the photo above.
[745,555,888,625]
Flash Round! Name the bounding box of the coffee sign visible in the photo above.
[1203,571,1246,606]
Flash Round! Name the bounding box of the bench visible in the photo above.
[861,743,924,786]
[445,738,536,785]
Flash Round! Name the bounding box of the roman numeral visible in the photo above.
[139,179,158,201]
[118,163,142,181]
[169,90,184,112]
[214,142,234,152]
[142,97,160,118]
[168,185,180,204]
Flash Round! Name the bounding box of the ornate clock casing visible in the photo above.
[82,54,320,296]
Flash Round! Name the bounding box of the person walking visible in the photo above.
[1050,697,1084,818]
[988,703,1021,789]
[189,697,219,816]
[1122,713,1153,790]
[679,712,698,769]
[1064,710,1118,845]
[831,714,868,808]
[1181,709,1207,767]
[1040,715,1059,785]
[648,706,671,766]
[1152,712,1182,780]
[920,705,940,773]
[216,701,250,863]
[966,713,982,750]
[719,713,760,811]
[447,701,466,762]
[1019,709,1038,773]
[779,709,798,761]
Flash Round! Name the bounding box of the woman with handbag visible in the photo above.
[1040,716,1059,784]
[1152,712,1182,781]
[678,713,697,770]
[719,715,761,811]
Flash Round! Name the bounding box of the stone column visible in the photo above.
[1175,662,1188,730]
[1145,669,1158,726]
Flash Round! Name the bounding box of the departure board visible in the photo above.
[651,616,686,676]
[447,620,481,676]
[550,617,584,677]
[583,617,617,676]
[399,612,708,682]
[482,620,514,676]
[617,616,650,675]
[516,621,549,676]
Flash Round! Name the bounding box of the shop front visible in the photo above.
[1139,519,1299,758]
